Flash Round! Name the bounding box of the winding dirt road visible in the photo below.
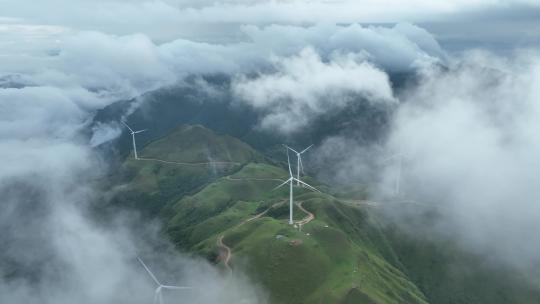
[216,235,232,272]
[295,201,314,226]
[216,201,285,271]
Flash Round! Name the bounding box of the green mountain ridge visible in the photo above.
[108,124,540,304]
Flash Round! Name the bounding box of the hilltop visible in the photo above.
[107,124,540,304]
[107,124,264,215]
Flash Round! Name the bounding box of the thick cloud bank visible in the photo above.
[1,21,444,138]
[382,50,540,275]
[0,113,266,303]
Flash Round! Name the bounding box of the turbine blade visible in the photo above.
[159,290,164,304]
[286,150,293,177]
[134,129,147,134]
[161,285,192,290]
[121,121,134,133]
[282,144,299,154]
[300,144,313,154]
[137,257,161,286]
[272,178,292,191]
[293,178,320,193]
[299,157,305,175]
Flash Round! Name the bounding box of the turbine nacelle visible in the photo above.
[122,121,147,160]
[283,144,313,156]
[275,148,320,225]
[137,257,192,304]
[273,177,320,193]
[283,144,313,185]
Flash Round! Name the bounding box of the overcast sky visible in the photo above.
[1,0,539,48]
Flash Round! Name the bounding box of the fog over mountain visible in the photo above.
[385,50,540,276]
[2,1,540,303]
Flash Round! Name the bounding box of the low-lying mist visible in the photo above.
[314,49,540,282]
[0,138,267,304]
[386,50,540,278]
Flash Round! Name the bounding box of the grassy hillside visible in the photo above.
[107,123,540,304]
[107,124,264,215]
[139,124,262,163]
[165,163,428,304]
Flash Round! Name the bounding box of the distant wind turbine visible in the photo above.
[137,257,192,304]
[283,144,313,186]
[382,152,403,196]
[274,149,320,225]
[122,121,147,160]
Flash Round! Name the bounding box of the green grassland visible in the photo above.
[162,161,428,303]
[107,124,265,215]
[109,124,540,304]
[140,124,263,163]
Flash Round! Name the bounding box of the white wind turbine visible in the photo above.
[283,144,313,186]
[274,149,320,225]
[122,121,147,160]
[382,152,403,196]
[137,257,192,304]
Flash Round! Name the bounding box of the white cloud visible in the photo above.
[0,21,443,139]
[233,47,395,133]
[383,50,540,273]
[90,122,122,147]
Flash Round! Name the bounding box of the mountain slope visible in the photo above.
[108,125,428,303]
[106,124,540,304]
[165,163,429,304]
[107,124,265,216]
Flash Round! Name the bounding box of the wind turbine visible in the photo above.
[122,121,147,160]
[274,150,319,225]
[283,144,313,186]
[137,257,192,304]
[382,152,402,196]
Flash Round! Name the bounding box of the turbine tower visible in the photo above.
[137,257,192,304]
[382,153,402,196]
[284,144,313,185]
[274,150,319,225]
[122,121,146,160]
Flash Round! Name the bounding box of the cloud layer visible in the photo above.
[382,50,540,274]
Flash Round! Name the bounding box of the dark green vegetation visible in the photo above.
[108,124,540,304]
[379,205,540,304]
